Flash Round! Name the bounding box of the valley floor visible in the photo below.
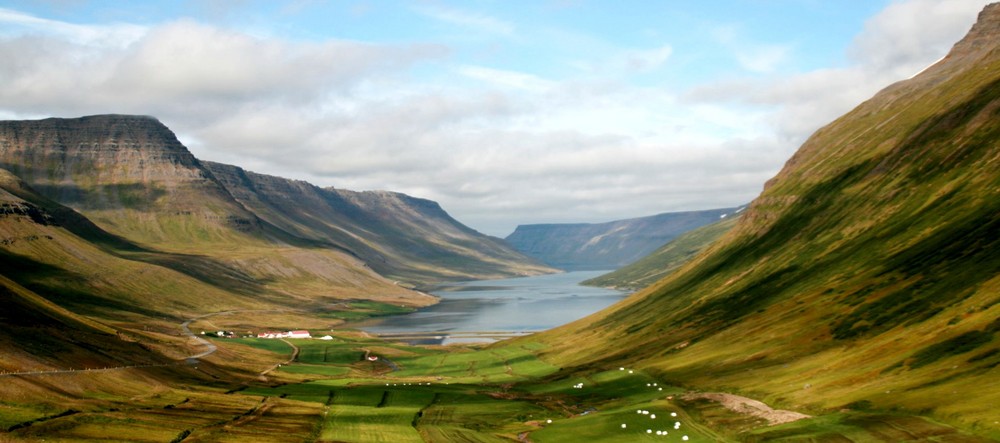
[2,318,996,442]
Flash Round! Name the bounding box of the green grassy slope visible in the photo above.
[0,169,266,319]
[583,216,740,290]
[0,274,166,372]
[531,5,1000,437]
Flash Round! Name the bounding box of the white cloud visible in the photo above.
[0,7,146,48]
[0,17,446,120]
[0,1,992,236]
[710,23,791,73]
[688,0,990,145]
[735,44,791,73]
[413,4,515,36]
[849,0,991,73]
[457,65,556,92]
[621,44,673,72]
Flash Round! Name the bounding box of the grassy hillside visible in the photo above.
[582,216,740,290]
[0,168,264,318]
[529,4,1000,438]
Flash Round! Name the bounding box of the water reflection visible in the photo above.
[353,271,627,344]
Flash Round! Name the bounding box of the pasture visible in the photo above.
[4,333,990,442]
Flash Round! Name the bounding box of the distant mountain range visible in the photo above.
[531,3,1000,436]
[582,215,739,290]
[505,207,744,271]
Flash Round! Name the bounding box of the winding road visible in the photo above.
[259,338,300,377]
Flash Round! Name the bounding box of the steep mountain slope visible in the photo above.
[0,273,167,373]
[505,207,743,270]
[0,167,264,320]
[0,115,547,294]
[582,215,740,290]
[204,162,555,284]
[533,3,1000,436]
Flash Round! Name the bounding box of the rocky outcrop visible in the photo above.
[0,115,205,191]
[0,114,257,235]
[949,2,1000,59]
[0,202,56,226]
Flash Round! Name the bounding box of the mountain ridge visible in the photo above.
[203,161,555,284]
[505,206,744,271]
[0,115,554,289]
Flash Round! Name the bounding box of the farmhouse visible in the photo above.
[256,330,312,339]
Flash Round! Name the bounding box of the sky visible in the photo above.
[0,0,992,236]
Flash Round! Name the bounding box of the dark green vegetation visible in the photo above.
[583,216,740,290]
[505,206,742,271]
[529,4,1000,440]
[318,301,417,321]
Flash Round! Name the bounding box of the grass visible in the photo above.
[318,300,417,321]
[4,325,996,442]
[322,388,426,443]
[225,337,295,355]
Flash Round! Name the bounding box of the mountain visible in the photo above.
[0,115,552,292]
[0,167,266,319]
[582,215,740,290]
[505,207,744,271]
[531,3,1000,436]
[203,162,554,284]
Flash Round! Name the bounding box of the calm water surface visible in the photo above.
[354,271,627,344]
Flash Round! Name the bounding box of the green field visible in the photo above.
[209,334,996,443]
[3,331,993,442]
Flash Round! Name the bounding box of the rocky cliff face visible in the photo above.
[0,115,206,201]
[0,114,263,243]
[505,207,744,270]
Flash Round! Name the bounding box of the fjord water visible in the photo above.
[355,271,627,343]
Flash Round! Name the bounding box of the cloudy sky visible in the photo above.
[0,0,991,236]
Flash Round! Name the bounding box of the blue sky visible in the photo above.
[0,0,991,235]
